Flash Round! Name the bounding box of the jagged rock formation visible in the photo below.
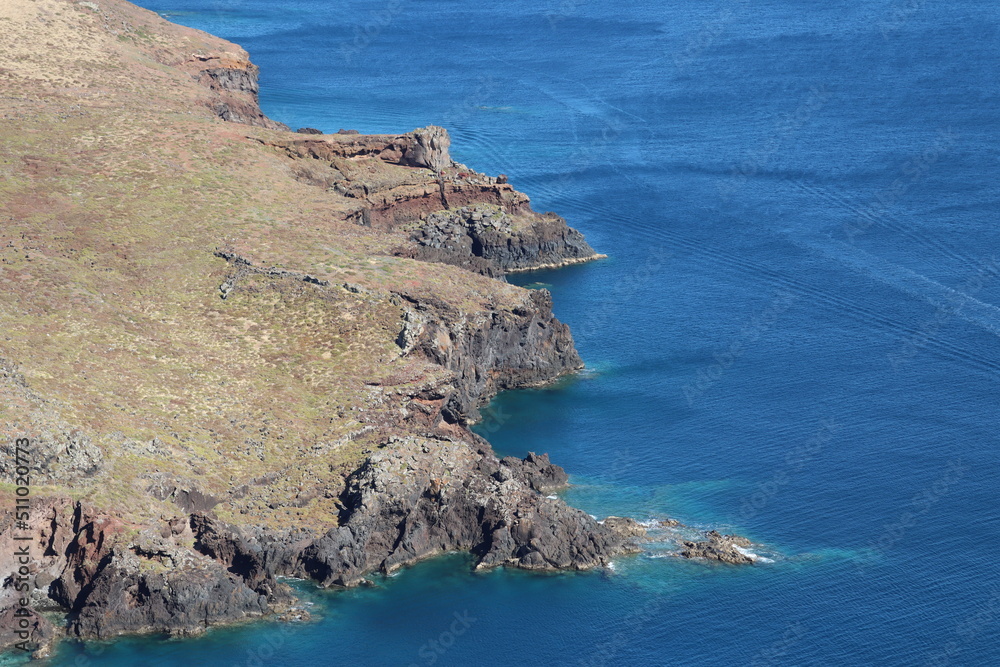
[410,204,601,273]
[187,54,290,131]
[0,445,638,647]
[680,531,756,564]
[499,452,570,494]
[0,499,285,646]
[255,129,602,273]
[297,436,635,585]
[394,288,583,423]
[0,0,740,657]
[602,516,652,539]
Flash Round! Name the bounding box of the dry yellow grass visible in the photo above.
[0,0,524,529]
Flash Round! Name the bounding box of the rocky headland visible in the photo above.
[0,0,749,658]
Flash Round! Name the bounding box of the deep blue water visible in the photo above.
[37,0,1000,664]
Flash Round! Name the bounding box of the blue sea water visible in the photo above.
[39,0,1000,664]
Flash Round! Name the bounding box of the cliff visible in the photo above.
[256,127,603,274]
[0,0,625,656]
[0,0,751,657]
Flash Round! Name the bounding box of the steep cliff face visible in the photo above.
[411,204,601,273]
[296,436,637,586]
[0,0,659,656]
[0,499,281,645]
[0,498,73,656]
[0,245,612,650]
[188,54,290,131]
[396,288,583,423]
[0,443,640,648]
[67,548,274,640]
[257,128,602,274]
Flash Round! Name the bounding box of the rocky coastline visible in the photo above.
[0,0,752,658]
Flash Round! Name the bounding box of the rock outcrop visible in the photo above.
[0,443,638,646]
[395,288,583,423]
[679,530,756,564]
[189,54,290,131]
[410,204,600,273]
[499,452,569,494]
[400,125,452,172]
[67,545,274,639]
[0,0,738,657]
[255,128,602,274]
[0,500,288,644]
[297,437,638,585]
[257,126,453,169]
[602,516,650,539]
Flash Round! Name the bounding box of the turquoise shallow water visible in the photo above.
[28,0,1000,664]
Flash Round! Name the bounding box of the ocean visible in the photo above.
[39,0,1000,664]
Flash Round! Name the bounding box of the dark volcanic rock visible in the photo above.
[680,530,755,564]
[36,504,283,641]
[0,606,55,658]
[411,204,599,273]
[499,452,569,494]
[69,546,271,639]
[174,488,222,513]
[296,127,324,134]
[194,60,289,131]
[602,516,649,539]
[396,288,583,424]
[392,244,506,279]
[295,437,638,586]
[199,65,258,95]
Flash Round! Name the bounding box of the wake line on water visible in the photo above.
[793,235,1000,337]
[787,178,980,268]
[520,192,1000,376]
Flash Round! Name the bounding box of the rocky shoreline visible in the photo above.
[0,0,753,659]
[256,125,606,278]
